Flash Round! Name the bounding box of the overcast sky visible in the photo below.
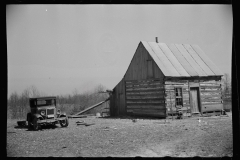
[7,5,232,97]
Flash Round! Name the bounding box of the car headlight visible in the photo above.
[57,109,61,115]
[40,110,45,116]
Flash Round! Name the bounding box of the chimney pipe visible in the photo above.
[156,37,158,43]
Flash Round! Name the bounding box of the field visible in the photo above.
[7,113,232,157]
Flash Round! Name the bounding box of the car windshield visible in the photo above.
[34,99,55,107]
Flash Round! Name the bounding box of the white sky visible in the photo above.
[7,4,232,97]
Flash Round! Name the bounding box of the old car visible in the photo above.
[26,96,69,130]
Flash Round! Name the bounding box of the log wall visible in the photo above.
[199,80,223,113]
[125,79,166,117]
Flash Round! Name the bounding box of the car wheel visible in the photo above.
[33,117,41,131]
[60,117,69,127]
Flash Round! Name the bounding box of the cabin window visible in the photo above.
[175,88,183,107]
[147,60,153,78]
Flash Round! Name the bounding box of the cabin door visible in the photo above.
[190,87,201,113]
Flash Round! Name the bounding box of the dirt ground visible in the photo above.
[7,113,232,157]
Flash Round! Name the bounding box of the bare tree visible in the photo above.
[94,84,106,93]
[20,88,31,118]
[8,91,19,119]
[28,85,39,97]
[7,86,48,119]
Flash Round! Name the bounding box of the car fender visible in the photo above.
[59,112,67,117]
[33,114,43,119]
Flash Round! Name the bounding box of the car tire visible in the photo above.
[33,117,41,131]
[27,120,33,130]
[60,116,69,127]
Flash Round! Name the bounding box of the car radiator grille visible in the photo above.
[47,109,54,115]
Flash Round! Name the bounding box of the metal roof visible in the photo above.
[141,41,223,77]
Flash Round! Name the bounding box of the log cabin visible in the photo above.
[109,39,224,118]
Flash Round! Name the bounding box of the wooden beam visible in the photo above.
[126,97,165,101]
[201,99,222,103]
[201,95,222,99]
[126,83,163,88]
[126,88,165,93]
[126,91,165,95]
[200,90,222,93]
[201,103,223,112]
[165,85,188,89]
[126,87,164,92]
[200,85,221,89]
[127,105,165,109]
[74,98,109,115]
[126,102,164,106]
[127,99,164,103]
[127,108,166,112]
[201,102,223,105]
[164,79,188,84]
[125,79,163,84]
[127,94,164,99]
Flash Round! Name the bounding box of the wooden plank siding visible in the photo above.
[124,42,165,80]
[110,78,126,116]
[123,42,165,118]
[110,42,165,117]
[200,80,223,112]
[141,41,173,77]
[125,79,166,117]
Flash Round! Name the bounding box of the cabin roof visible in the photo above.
[141,41,223,77]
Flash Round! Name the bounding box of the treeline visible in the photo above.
[7,85,109,119]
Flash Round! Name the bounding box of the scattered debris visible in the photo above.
[17,121,27,127]
[198,118,201,123]
[84,123,95,126]
[102,127,110,131]
[101,126,117,130]
[96,113,101,117]
[76,121,84,124]
[76,120,94,126]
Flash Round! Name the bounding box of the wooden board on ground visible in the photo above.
[202,103,223,112]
